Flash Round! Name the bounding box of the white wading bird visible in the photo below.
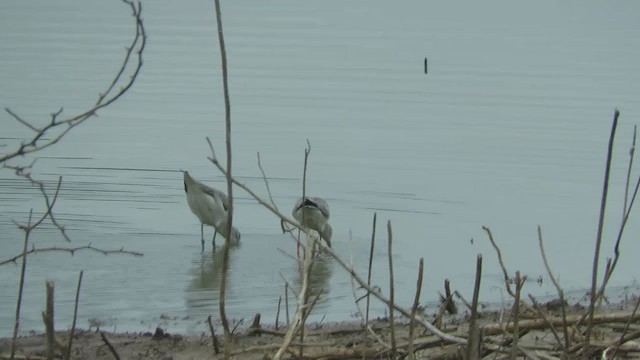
[292,196,332,247]
[183,171,240,251]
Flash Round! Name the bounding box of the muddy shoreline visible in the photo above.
[3,299,639,359]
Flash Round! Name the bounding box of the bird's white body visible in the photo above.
[293,197,332,246]
[183,171,240,250]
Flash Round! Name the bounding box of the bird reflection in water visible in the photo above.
[292,248,334,307]
[186,241,240,310]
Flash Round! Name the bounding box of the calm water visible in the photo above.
[1,0,640,336]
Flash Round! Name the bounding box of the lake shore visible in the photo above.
[3,298,639,360]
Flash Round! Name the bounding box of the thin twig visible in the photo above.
[387,220,397,357]
[598,123,640,301]
[256,152,280,212]
[622,125,636,223]
[585,109,619,355]
[100,332,121,360]
[10,209,33,360]
[511,271,523,360]
[1,244,143,267]
[365,212,377,330]
[408,258,424,360]
[274,234,316,359]
[348,230,390,349]
[207,315,221,354]
[298,140,311,258]
[537,225,569,348]
[212,0,233,357]
[275,296,282,330]
[482,226,515,297]
[231,318,245,335]
[285,282,290,326]
[4,173,70,242]
[66,271,84,359]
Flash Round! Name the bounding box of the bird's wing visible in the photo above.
[200,184,229,210]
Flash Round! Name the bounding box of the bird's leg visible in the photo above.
[212,231,218,249]
[201,224,205,252]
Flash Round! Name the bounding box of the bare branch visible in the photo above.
[482,226,515,297]
[1,0,145,164]
[537,225,569,348]
[1,244,143,267]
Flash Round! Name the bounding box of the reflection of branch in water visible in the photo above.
[186,242,240,303]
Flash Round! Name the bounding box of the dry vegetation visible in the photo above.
[2,1,640,360]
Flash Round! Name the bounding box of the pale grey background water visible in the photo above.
[1,0,640,336]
